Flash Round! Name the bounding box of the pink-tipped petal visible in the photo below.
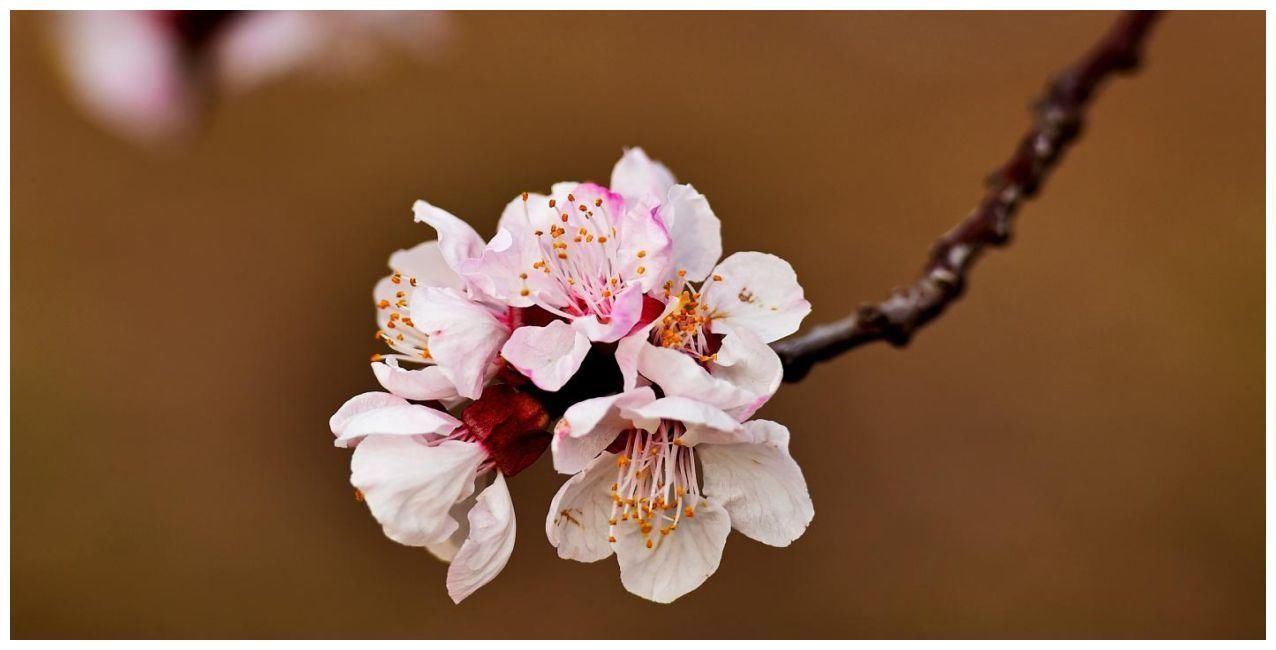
[500,321,591,392]
[572,283,646,343]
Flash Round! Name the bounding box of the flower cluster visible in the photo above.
[329,149,814,603]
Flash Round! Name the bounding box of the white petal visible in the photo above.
[350,438,486,547]
[331,393,461,448]
[636,343,755,417]
[387,240,463,290]
[699,420,813,547]
[500,321,591,392]
[413,200,485,276]
[411,287,509,400]
[330,391,407,438]
[551,387,655,474]
[371,359,459,402]
[656,184,722,284]
[703,252,811,343]
[619,396,742,447]
[545,453,619,563]
[446,473,517,603]
[610,147,676,204]
[615,330,647,393]
[614,496,730,603]
[424,492,476,563]
[707,328,783,421]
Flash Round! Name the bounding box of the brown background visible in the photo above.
[11,10,1265,639]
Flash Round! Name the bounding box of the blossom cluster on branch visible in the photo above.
[330,149,815,603]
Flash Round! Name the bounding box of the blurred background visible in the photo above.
[10,10,1264,639]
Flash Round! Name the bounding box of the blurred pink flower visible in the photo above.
[52,10,450,144]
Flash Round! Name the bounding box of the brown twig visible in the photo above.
[773,11,1162,382]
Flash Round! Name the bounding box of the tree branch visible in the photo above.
[773,11,1162,382]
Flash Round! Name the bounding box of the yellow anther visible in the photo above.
[637,250,647,258]
[370,353,383,362]
[636,266,646,275]
[713,274,724,282]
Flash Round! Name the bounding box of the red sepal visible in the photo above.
[461,385,552,477]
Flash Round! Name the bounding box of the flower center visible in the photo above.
[650,272,726,364]
[517,188,644,323]
[652,288,716,362]
[607,421,701,550]
[373,272,432,363]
